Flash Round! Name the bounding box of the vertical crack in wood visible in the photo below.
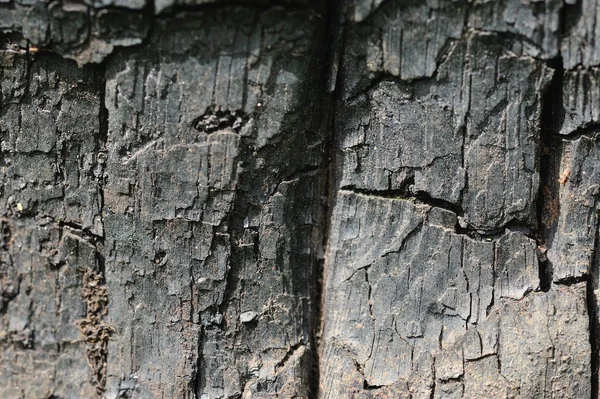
[314,0,344,396]
[537,55,563,292]
[538,3,599,390]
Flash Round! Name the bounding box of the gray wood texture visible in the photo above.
[0,0,597,398]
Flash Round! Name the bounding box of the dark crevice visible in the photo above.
[340,186,539,242]
[413,188,463,218]
[274,342,305,372]
[556,122,600,141]
[59,220,96,236]
[98,68,109,148]
[96,62,108,281]
[363,380,382,390]
[455,219,536,241]
[537,255,553,293]
[560,0,582,40]
[340,186,411,199]
[486,243,497,317]
[0,31,28,52]
[325,4,344,94]
[312,0,342,397]
[154,0,324,16]
[438,376,464,384]
[339,185,464,217]
[540,6,599,394]
[553,274,590,286]
[192,326,205,399]
[192,107,249,134]
[96,248,106,281]
[430,361,436,399]
[537,55,564,292]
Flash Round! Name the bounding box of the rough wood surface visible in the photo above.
[321,0,598,397]
[320,192,590,398]
[102,9,326,398]
[0,0,598,398]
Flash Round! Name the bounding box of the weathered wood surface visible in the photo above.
[0,0,597,398]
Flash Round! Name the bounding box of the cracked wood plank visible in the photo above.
[102,7,327,399]
[320,192,590,398]
[0,0,599,398]
[320,1,596,398]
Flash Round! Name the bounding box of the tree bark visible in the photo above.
[0,1,597,398]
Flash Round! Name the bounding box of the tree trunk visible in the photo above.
[0,1,597,398]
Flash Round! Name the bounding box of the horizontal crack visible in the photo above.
[553,274,590,286]
[339,188,536,241]
[339,186,462,215]
[556,122,600,141]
